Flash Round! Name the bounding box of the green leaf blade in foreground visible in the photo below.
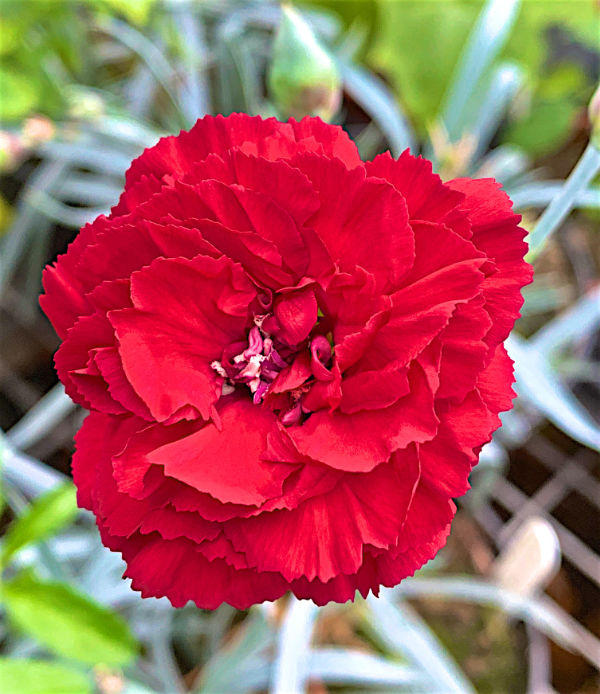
[3,571,139,666]
[1,482,78,565]
[0,658,92,694]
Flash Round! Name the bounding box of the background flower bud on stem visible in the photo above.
[267,4,342,122]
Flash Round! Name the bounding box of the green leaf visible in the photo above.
[1,482,78,565]
[0,17,20,55]
[0,66,38,120]
[0,439,6,517]
[0,658,91,694]
[367,0,598,142]
[504,99,576,157]
[3,571,139,666]
[369,0,476,132]
[96,0,156,26]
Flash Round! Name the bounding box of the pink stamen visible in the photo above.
[253,380,269,404]
[239,355,263,380]
[270,348,288,369]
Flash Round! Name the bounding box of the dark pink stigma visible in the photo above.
[310,336,334,381]
[280,399,302,425]
[242,326,263,359]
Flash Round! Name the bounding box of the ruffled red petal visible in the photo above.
[41,115,531,609]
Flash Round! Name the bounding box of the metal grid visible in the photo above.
[472,431,600,673]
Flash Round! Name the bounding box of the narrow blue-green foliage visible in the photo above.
[340,61,417,155]
[99,17,191,128]
[530,287,600,356]
[478,145,531,186]
[440,0,521,142]
[197,611,274,693]
[1,434,66,497]
[507,335,600,452]
[271,597,318,694]
[0,161,65,291]
[1,1,599,691]
[466,62,523,165]
[527,143,600,259]
[309,648,425,687]
[395,577,594,661]
[510,183,600,210]
[366,591,476,694]
[172,5,210,120]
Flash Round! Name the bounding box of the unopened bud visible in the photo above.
[268,4,341,122]
[588,83,600,150]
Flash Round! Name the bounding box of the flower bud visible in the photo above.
[588,83,600,150]
[268,4,341,122]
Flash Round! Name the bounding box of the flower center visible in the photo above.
[211,313,334,425]
[212,320,288,404]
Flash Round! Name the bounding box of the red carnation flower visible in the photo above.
[41,114,532,608]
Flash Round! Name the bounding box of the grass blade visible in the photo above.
[396,577,600,667]
[197,610,274,693]
[1,433,66,497]
[172,5,210,119]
